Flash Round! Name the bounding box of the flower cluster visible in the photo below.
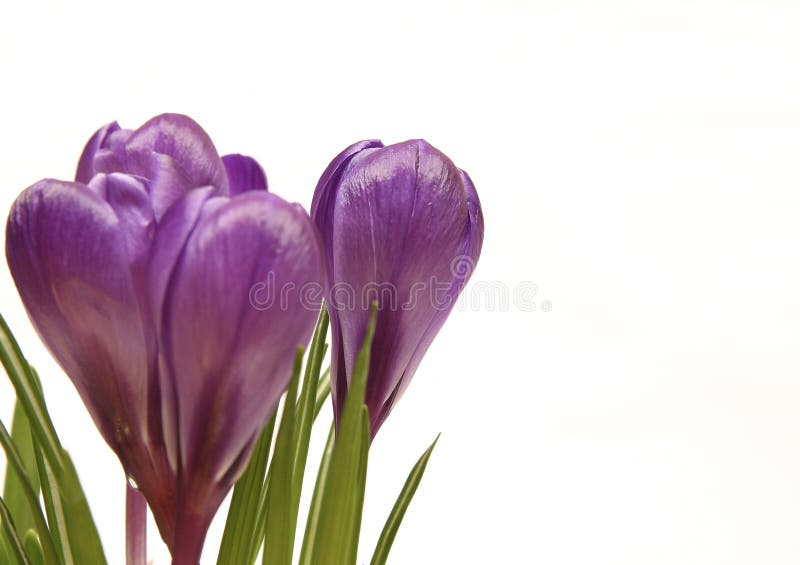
[4,114,483,563]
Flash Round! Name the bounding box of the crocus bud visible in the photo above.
[311,140,484,436]
[6,114,323,563]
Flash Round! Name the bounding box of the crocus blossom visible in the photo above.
[6,114,323,563]
[311,139,484,436]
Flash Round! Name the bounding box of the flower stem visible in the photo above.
[126,481,147,565]
[171,510,208,565]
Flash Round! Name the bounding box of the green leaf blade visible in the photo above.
[313,368,331,421]
[53,452,107,564]
[34,443,68,564]
[216,410,276,565]
[0,419,59,565]
[0,497,31,565]
[348,406,370,565]
[3,402,40,538]
[308,305,376,565]
[370,435,440,565]
[0,318,106,565]
[22,530,45,565]
[297,423,334,565]
[259,347,304,565]
[285,309,329,550]
[0,315,62,473]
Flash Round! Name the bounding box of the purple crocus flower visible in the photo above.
[311,140,484,436]
[6,114,323,563]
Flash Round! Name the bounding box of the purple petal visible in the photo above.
[5,179,152,452]
[310,139,383,416]
[75,121,120,183]
[124,114,229,193]
[161,191,323,482]
[147,186,219,342]
[92,128,134,175]
[460,169,485,255]
[87,173,155,276]
[322,140,482,433]
[222,154,268,195]
[148,153,195,222]
[146,185,217,470]
[373,169,484,430]
[310,139,383,229]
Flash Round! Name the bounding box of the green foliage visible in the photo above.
[22,530,44,565]
[297,423,334,565]
[0,419,59,565]
[217,411,277,565]
[3,402,40,538]
[0,314,106,565]
[0,496,31,565]
[306,306,376,565]
[371,435,441,565]
[261,347,304,564]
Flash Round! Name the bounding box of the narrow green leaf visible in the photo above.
[3,401,40,538]
[248,473,271,565]
[33,444,68,564]
[350,406,370,564]
[216,410,276,565]
[313,368,331,421]
[31,440,106,565]
[293,342,327,486]
[260,347,304,565]
[283,310,330,554]
[0,419,60,565]
[55,453,107,564]
[0,315,62,472]
[293,310,329,460]
[24,368,66,563]
[0,317,107,564]
[0,528,8,563]
[309,304,377,565]
[0,497,30,565]
[297,423,334,565]
[370,435,440,565]
[22,530,45,565]
[295,364,333,565]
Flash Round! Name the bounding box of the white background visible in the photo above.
[2,0,800,563]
